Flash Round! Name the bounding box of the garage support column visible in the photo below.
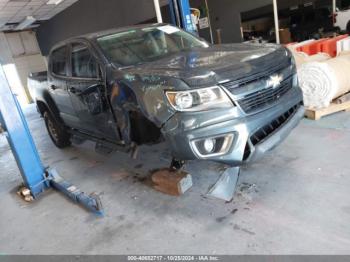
[273,0,280,44]
[332,0,336,26]
[153,0,163,23]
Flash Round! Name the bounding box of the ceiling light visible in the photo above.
[47,0,64,5]
[15,16,36,30]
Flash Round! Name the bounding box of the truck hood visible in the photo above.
[122,43,291,88]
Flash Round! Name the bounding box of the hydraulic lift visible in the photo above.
[167,0,213,43]
[168,0,197,34]
[0,64,103,216]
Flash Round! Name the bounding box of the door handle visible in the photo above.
[50,85,57,90]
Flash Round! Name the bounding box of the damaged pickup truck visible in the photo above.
[31,24,304,198]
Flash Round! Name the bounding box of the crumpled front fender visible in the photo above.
[110,72,190,127]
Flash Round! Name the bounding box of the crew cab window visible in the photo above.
[51,46,67,76]
[71,43,99,79]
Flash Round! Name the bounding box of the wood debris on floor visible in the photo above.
[151,168,193,196]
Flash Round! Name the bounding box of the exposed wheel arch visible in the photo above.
[36,95,65,128]
[36,100,48,116]
[128,110,162,145]
[43,111,71,148]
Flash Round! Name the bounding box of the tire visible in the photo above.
[346,21,350,34]
[43,111,71,148]
[334,26,341,34]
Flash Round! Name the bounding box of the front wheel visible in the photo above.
[43,111,71,148]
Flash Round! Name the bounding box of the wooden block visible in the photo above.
[335,92,350,104]
[304,109,319,120]
[151,168,193,196]
[305,100,350,120]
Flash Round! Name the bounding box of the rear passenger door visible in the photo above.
[49,45,80,128]
[67,42,119,141]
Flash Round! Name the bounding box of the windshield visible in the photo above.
[97,25,208,66]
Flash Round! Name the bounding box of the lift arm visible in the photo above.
[0,65,48,197]
[0,64,103,216]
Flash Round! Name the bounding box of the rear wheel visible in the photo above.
[43,111,71,148]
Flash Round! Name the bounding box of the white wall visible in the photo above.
[36,0,171,55]
[0,30,47,105]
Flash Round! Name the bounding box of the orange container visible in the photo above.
[320,35,349,57]
[295,40,316,52]
[298,39,328,55]
[315,40,328,53]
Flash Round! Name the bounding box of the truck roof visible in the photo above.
[50,23,167,51]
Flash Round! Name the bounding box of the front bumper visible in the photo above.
[162,86,304,166]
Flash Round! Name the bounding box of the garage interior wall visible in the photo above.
[205,0,336,44]
[36,0,169,56]
[36,0,273,51]
[0,31,46,105]
[35,0,342,54]
[204,0,273,43]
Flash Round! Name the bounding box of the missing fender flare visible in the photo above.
[129,111,162,145]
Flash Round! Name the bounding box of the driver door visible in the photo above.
[66,41,119,141]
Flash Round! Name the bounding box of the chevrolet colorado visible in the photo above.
[30,24,304,167]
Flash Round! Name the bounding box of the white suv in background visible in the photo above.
[335,7,350,32]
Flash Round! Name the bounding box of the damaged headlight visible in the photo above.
[165,86,233,112]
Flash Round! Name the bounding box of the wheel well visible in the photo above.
[36,100,48,116]
[347,20,350,34]
[36,100,63,127]
[129,111,162,145]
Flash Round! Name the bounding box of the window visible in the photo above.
[51,46,67,76]
[97,26,208,66]
[71,43,99,78]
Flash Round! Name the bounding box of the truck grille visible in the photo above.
[221,61,290,90]
[237,77,293,114]
[221,61,294,114]
[250,103,300,146]
[243,103,300,161]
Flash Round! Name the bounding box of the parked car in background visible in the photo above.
[29,24,304,167]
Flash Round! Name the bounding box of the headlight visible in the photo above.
[291,55,296,69]
[166,86,233,112]
[287,49,297,71]
[293,73,298,87]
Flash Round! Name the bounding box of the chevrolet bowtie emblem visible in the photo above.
[266,74,283,89]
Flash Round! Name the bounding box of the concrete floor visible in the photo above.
[1,105,350,255]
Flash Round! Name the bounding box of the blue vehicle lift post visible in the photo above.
[168,0,197,34]
[0,64,103,216]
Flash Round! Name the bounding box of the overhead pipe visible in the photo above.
[273,0,280,44]
[153,0,163,23]
[204,0,214,44]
